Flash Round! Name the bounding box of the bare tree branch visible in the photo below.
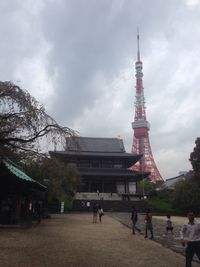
[0,81,76,156]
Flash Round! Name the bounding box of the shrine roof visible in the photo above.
[51,136,140,158]
[50,150,140,158]
[0,158,46,190]
[65,136,129,153]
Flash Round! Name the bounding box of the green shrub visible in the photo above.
[147,197,175,213]
[59,194,73,211]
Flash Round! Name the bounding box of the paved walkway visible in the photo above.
[109,213,190,254]
[0,213,199,267]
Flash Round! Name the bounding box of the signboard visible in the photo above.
[60,202,64,213]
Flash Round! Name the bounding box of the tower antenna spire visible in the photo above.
[137,27,140,61]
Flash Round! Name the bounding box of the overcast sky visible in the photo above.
[1,0,200,179]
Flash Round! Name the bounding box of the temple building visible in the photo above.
[50,136,149,206]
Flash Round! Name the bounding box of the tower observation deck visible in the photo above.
[131,32,163,182]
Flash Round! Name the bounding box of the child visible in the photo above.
[165,214,173,234]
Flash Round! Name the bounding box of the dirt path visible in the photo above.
[0,213,199,267]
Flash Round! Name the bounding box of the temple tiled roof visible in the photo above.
[3,159,36,183]
[50,136,141,167]
[65,136,128,153]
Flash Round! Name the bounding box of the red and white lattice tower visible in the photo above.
[131,31,163,182]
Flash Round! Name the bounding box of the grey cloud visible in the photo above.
[0,0,200,179]
[38,0,176,123]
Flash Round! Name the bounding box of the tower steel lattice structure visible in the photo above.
[131,32,163,182]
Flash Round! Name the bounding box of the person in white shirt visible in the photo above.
[180,212,200,267]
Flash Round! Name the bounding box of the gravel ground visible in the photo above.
[0,213,199,267]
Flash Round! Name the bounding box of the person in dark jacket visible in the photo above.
[131,206,141,234]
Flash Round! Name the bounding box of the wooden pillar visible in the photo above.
[124,179,126,193]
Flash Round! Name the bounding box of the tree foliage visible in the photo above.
[137,179,157,196]
[24,157,81,203]
[189,137,200,176]
[169,138,200,212]
[172,179,200,212]
[0,81,75,156]
[144,138,200,214]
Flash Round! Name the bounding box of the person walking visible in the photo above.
[180,211,200,267]
[98,206,104,223]
[131,206,141,234]
[144,209,154,239]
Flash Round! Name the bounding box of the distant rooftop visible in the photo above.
[160,174,186,191]
[65,136,126,153]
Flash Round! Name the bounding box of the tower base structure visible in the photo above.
[132,133,162,182]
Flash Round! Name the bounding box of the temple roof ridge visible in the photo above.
[65,136,126,153]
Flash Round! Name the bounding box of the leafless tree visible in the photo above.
[0,81,76,156]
